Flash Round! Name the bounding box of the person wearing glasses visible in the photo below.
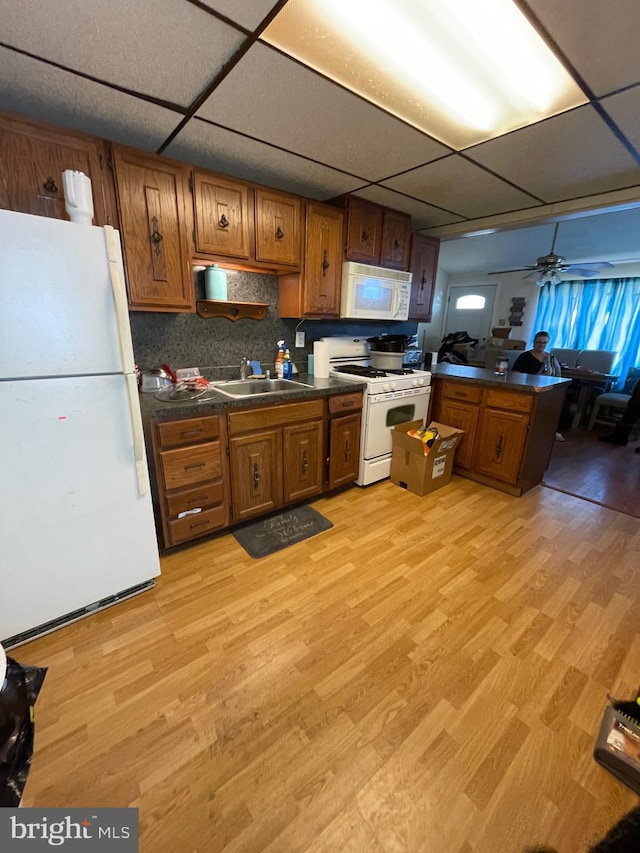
[512,331,565,441]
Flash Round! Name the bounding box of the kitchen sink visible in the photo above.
[211,378,314,398]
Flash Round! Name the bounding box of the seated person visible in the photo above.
[598,379,640,451]
[512,330,562,376]
[513,331,564,441]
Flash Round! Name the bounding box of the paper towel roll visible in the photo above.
[313,340,329,378]
[62,170,94,225]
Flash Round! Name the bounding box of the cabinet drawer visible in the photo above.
[160,442,222,490]
[441,381,482,404]
[329,392,363,414]
[485,390,533,413]
[228,399,324,433]
[165,481,224,517]
[157,416,220,447]
[168,506,227,545]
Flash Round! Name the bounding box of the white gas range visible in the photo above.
[321,336,432,486]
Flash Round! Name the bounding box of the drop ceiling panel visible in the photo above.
[601,87,640,155]
[196,43,449,181]
[438,223,555,274]
[197,0,282,31]
[0,0,246,108]
[0,48,183,151]
[525,0,640,96]
[382,155,542,219]
[352,186,463,230]
[164,118,363,199]
[466,105,640,202]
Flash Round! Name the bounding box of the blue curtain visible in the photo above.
[534,278,640,389]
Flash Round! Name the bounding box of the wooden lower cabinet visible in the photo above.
[328,392,362,488]
[228,399,325,523]
[151,414,230,548]
[432,376,566,495]
[230,429,282,522]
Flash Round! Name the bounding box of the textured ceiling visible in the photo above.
[2,0,640,273]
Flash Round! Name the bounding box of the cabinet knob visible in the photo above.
[43,177,58,193]
[253,461,261,488]
[150,216,163,256]
[219,213,230,229]
[275,226,285,240]
[302,449,308,472]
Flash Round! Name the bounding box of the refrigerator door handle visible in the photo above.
[126,372,148,496]
[104,226,135,374]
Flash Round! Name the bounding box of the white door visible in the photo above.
[0,374,160,642]
[0,211,132,378]
[444,284,496,343]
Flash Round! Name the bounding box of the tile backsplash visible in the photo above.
[129,268,418,379]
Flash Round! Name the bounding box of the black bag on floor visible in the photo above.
[0,655,47,807]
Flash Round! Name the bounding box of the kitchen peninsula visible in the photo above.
[430,364,570,496]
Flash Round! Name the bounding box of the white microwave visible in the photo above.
[340,262,412,321]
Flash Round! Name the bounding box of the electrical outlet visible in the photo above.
[295,331,305,348]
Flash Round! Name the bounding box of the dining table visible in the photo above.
[560,367,620,429]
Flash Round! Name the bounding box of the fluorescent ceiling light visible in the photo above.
[262,0,587,149]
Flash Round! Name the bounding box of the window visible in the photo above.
[456,294,486,310]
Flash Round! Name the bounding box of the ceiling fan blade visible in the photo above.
[565,261,614,270]
[488,266,536,275]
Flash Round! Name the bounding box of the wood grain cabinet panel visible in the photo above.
[438,399,480,470]
[255,188,301,266]
[302,202,344,316]
[474,408,530,485]
[0,111,112,225]
[343,196,383,264]
[112,145,194,312]
[193,170,251,258]
[230,429,282,522]
[283,420,324,504]
[160,442,223,491]
[408,233,440,321]
[379,208,412,271]
[329,413,361,489]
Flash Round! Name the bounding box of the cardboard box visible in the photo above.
[390,421,464,496]
[491,326,512,339]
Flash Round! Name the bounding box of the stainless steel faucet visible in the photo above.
[240,358,249,380]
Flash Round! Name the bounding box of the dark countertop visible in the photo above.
[432,363,571,392]
[138,373,366,420]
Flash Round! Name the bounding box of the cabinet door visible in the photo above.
[255,188,301,266]
[408,234,440,321]
[379,208,412,270]
[303,202,344,316]
[329,413,361,488]
[474,408,529,485]
[344,196,382,264]
[193,170,250,258]
[230,429,282,521]
[0,112,112,225]
[283,420,324,503]
[439,400,479,470]
[113,146,195,312]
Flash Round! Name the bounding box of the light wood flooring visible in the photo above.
[17,476,640,852]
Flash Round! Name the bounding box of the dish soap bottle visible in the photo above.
[283,348,293,379]
[275,340,285,378]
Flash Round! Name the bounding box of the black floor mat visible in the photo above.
[231,505,333,559]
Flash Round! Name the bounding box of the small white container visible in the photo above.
[205,264,228,300]
[62,170,94,225]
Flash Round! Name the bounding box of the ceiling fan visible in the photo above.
[488,222,614,286]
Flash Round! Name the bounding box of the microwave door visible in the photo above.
[391,287,399,318]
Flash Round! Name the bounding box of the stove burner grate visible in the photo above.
[333,364,386,378]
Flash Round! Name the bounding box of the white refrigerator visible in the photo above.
[0,210,161,647]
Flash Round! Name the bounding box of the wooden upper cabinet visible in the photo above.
[408,233,440,321]
[193,170,250,258]
[379,208,412,270]
[303,202,344,316]
[112,145,195,312]
[344,196,383,264]
[255,188,301,266]
[0,111,113,225]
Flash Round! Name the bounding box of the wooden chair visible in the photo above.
[588,367,640,430]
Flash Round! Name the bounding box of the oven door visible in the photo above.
[362,388,431,461]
